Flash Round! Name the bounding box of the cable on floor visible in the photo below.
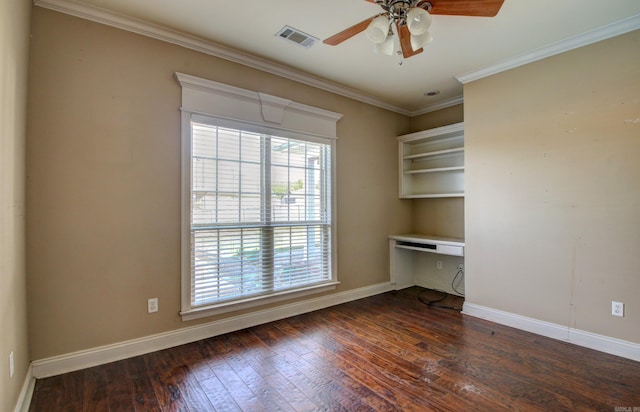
[452,268,465,296]
[418,289,463,311]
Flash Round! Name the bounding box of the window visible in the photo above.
[176,73,341,320]
[190,121,332,307]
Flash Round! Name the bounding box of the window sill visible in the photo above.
[180,281,340,321]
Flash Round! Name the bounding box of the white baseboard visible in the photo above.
[32,282,394,379]
[463,302,640,362]
[13,364,35,412]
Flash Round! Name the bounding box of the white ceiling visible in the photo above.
[39,0,640,114]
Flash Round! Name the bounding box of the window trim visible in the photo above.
[176,73,342,321]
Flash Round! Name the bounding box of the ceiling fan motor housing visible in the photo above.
[378,0,433,24]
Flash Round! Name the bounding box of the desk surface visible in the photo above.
[389,234,465,247]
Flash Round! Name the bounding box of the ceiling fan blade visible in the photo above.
[323,16,376,46]
[428,0,505,17]
[397,23,423,58]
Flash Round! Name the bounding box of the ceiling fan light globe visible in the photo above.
[407,7,432,36]
[410,31,433,51]
[375,35,395,55]
[365,15,390,43]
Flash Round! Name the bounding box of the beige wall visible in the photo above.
[1,0,31,409]
[410,104,464,132]
[411,197,464,239]
[409,105,465,238]
[26,8,411,360]
[464,30,640,342]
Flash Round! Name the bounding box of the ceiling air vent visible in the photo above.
[275,26,319,49]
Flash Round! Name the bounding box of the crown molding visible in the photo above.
[409,95,464,116]
[456,13,640,84]
[33,0,418,116]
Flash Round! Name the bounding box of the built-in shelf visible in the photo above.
[405,166,465,174]
[401,193,465,199]
[403,147,464,160]
[392,125,466,295]
[398,122,464,198]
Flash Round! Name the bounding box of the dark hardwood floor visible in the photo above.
[29,287,640,411]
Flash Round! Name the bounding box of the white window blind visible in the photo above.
[189,121,333,308]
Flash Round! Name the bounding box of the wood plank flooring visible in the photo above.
[29,287,640,411]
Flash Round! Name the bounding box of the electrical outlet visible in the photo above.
[9,352,14,378]
[436,260,443,270]
[612,301,624,317]
[148,298,158,313]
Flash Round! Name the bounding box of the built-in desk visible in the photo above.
[389,234,465,294]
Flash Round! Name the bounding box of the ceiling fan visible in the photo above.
[323,0,505,58]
